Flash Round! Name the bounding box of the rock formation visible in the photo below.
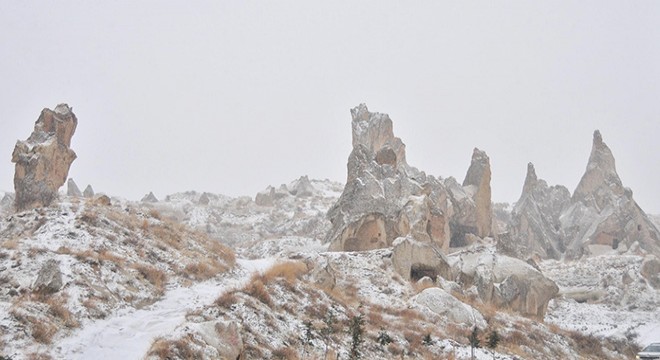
[562,131,660,258]
[32,259,63,294]
[12,104,78,211]
[83,185,95,198]
[255,176,319,206]
[504,130,660,260]
[141,192,159,203]
[327,104,455,252]
[67,178,83,197]
[445,149,495,247]
[500,163,571,259]
[462,148,493,238]
[448,247,559,318]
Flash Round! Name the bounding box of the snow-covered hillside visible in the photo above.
[0,178,655,359]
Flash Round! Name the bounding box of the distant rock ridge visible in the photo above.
[12,104,78,211]
[502,130,660,259]
[326,104,493,252]
[141,192,159,203]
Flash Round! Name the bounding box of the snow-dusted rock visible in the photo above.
[327,104,456,252]
[461,148,493,239]
[448,246,558,318]
[67,178,82,197]
[500,163,571,259]
[562,130,660,258]
[83,184,95,198]
[641,255,660,289]
[12,104,78,211]
[391,236,451,282]
[412,287,486,327]
[32,259,63,294]
[141,191,159,203]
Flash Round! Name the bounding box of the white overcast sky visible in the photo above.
[1,1,658,213]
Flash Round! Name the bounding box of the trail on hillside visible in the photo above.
[55,258,275,360]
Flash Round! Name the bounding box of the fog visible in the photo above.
[1,1,658,212]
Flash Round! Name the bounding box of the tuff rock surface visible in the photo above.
[83,184,95,198]
[561,130,660,258]
[503,131,660,260]
[448,246,559,318]
[12,104,78,211]
[500,163,571,259]
[67,178,83,197]
[327,104,491,252]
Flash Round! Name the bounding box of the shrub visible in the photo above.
[243,278,272,307]
[348,312,365,359]
[263,261,308,284]
[135,264,167,295]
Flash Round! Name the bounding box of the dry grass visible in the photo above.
[149,336,201,359]
[215,291,238,308]
[26,353,53,360]
[45,297,79,328]
[182,257,227,281]
[271,347,299,359]
[242,277,272,307]
[262,261,308,284]
[135,264,167,295]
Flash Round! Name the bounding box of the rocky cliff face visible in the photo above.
[326,104,458,252]
[12,104,78,211]
[504,131,660,259]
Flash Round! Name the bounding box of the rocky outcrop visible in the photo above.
[412,287,486,327]
[83,185,95,198]
[33,259,63,294]
[141,192,159,203]
[504,131,660,260]
[562,131,660,258]
[327,104,455,252]
[255,176,319,206]
[12,104,78,211]
[500,163,571,259]
[462,148,493,238]
[67,178,83,197]
[448,247,558,318]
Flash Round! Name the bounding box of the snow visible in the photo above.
[55,258,276,360]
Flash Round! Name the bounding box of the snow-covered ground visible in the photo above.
[55,258,276,359]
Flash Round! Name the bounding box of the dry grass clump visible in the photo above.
[271,346,299,359]
[215,291,238,308]
[44,296,79,328]
[135,264,168,295]
[262,261,308,284]
[25,352,53,360]
[242,278,272,307]
[149,336,201,359]
[10,307,57,344]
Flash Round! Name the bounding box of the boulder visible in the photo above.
[448,246,558,318]
[255,185,290,207]
[327,104,454,251]
[12,104,78,211]
[412,287,486,327]
[33,259,63,294]
[640,255,660,289]
[83,185,95,198]
[194,320,243,360]
[67,178,83,197]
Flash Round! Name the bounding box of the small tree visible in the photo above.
[422,333,433,346]
[321,308,337,360]
[377,328,393,346]
[486,330,500,360]
[469,326,481,360]
[348,312,365,359]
